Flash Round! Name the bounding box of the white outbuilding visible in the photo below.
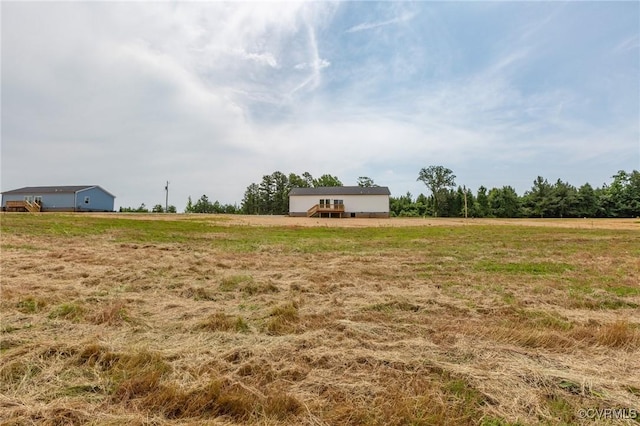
[289,186,390,218]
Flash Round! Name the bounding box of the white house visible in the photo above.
[289,186,390,218]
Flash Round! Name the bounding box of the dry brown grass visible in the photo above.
[1,214,638,425]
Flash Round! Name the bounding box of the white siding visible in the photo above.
[290,194,389,214]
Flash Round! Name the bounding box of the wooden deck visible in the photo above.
[5,200,41,213]
[307,204,345,218]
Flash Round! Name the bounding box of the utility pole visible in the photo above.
[165,181,169,213]
[464,187,468,219]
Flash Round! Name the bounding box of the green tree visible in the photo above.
[241,183,260,214]
[314,174,343,187]
[258,174,275,214]
[626,170,640,216]
[525,176,553,218]
[185,196,194,213]
[488,186,521,218]
[250,171,295,215]
[288,173,310,189]
[192,195,214,213]
[605,170,640,217]
[390,192,414,217]
[442,188,462,217]
[119,203,149,213]
[302,172,315,188]
[449,186,474,217]
[415,193,431,217]
[474,186,490,218]
[417,166,456,217]
[576,183,597,217]
[223,204,239,214]
[357,176,377,187]
[551,179,578,218]
[272,171,290,215]
[185,195,234,214]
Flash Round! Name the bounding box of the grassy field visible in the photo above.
[1,214,639,425]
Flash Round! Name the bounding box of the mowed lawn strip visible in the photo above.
[1,213,638,425]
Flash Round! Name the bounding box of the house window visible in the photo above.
[319,199,324,207]
[84,196,90,204]
[334,199,343,205]
[24,196,33,202]
[34,196,42,204]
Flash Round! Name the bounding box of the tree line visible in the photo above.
[122,167,639,218]
[393,167,640,218]
[119,203,176,213]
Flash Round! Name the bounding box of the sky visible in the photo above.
[2,1,639,211]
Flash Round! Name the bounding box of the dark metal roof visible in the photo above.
[289,186,391,196]
[1,185,115,198]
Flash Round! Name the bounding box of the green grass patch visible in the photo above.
[0,213,215,243]
[544,393,576,424]
[568,296,638,310]
[0,360,42,387]
[197,313,250,333]
[475,260,573,275]
[63,384,104,397]
[16,297,47,314]
[234,317,250,333]
[605,285,640,297]
[49,303,85,321]
[3,215,638,260]
[525,310,573,330]
[219,274,253,292]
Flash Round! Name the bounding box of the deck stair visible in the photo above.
[307,203,345,218]
[6,200,41,212]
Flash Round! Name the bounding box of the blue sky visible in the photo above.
[2,1,638,210]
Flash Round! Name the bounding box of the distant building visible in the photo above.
[1,185,115,212]
[289,186,390,218]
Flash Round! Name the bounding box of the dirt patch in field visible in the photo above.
[96,212,640,230]
[222,215,640,230]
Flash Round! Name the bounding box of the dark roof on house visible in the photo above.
[289,186,391,196]
[1,185,115,197]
